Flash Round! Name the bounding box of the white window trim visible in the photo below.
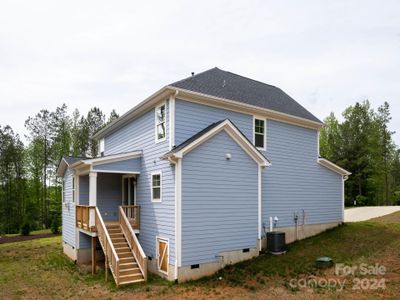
[99,138,105,156]
[253,116,266,151]
[72,176,76,203]
[151,171,162,203]
[155,102,167,143]
[156,236,169,275]
[62,178,65,203]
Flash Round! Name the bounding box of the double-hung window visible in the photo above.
[254,118,266,150]
[151,172,162,202]
[155,103,166,142]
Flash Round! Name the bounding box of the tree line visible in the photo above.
[0,100,399,234]
[0,105,118,234]
[320,101,400,206]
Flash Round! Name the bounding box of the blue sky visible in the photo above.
[0,0,399,144]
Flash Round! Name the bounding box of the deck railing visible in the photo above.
[76,205,96,231]
[95,207,120,285]
[120,205,140,229]
[119,206,147,281]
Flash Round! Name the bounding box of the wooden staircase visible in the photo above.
[93,206,147,287]
[106,223,144,285]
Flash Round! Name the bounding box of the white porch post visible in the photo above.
[89,171,97,227]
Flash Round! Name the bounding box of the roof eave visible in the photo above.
[318,158,351,176]
[92,86,175,140]
[168,86,324,130]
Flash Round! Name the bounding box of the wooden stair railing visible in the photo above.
[119,206,147,281]
[120,205,140,229]
[94,207,121,285]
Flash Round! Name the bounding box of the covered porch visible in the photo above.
[71,151,142,232]
[65,151,148,285]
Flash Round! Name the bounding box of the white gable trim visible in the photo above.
[93,84,323,140]
[164,120,270,167]
[318,158,351,176]
[170,87,323,130]
[70,151,142,168]
[56,158,70,177]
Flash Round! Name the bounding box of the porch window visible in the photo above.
[254,118,265,150]
[155,103,166,142]
[151,172,162,202]
[62,179,66,203]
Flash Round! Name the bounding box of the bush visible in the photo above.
[20,221,31,236]
[355,194,368,206]
[51,217,60,234]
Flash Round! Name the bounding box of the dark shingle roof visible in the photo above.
[170,67,321,123]
[63,156,86,165]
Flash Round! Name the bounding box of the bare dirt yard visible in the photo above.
[1,212,400,299]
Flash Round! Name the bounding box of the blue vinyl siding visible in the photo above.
[93,157,141,173]
[62,169,75,247]
[97,173,123,221]
[104,101,175,264]
[79,232,91,249]
[175,99,253,146]
[175,99,343,232]
[263,120,343,227]
[79,175,89,205]
[181,130,258,265]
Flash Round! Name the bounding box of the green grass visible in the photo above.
[1,212,400,299]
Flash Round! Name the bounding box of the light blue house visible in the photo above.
[56,68,350,285]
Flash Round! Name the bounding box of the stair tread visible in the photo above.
[119,273,143,279]
[120,267,140,272]
[119,278,145,285]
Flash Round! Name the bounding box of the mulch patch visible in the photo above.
[0,233,60,244]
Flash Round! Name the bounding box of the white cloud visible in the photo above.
[0,0,399,143]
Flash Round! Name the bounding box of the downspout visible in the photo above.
[258,165,263,251]
[168,157,181,282]
[342,175,349,223]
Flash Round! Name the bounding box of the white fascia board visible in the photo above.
[94,82,323,141]
[318,158,351,176]
[93,87,174,140]
[56,158,69,177]
[71,151,142,168]
[170,87,324,130]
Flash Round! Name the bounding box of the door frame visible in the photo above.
[121,175,137,206]
[156,236,169,275]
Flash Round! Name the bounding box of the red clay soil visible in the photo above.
[0,233,60,244]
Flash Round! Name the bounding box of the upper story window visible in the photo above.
[254,118,266,150]
[151,172,162,202]
[155,103,166,142]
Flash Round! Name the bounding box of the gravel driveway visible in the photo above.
[344,206,400,222]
